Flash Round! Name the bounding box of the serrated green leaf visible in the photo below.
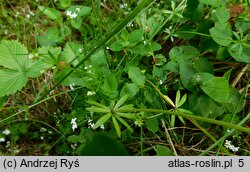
[0,40,30,71]
[0,40,37,96]
[128,66,146,86]
[93,113,112,129]
[26,59,52,78]
[114,94,130,110]
[62,42,84,66]
[38,46,62,65]
[112,116,121,138]
[0,69,27,96]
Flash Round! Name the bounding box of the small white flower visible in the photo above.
[40,127,47,132]
[0,138,5,142]
[127,22,134,27]
[26,14,30,18]
[29,11,35,16]
[87,91,96,96]
[66,11,78,19]
[70,12,78,18]
[15,12,20,18]
[224,140,240,152]
[2,129,11,135]
[88,119,94,128]
[106,47,110,50]
[4,29,8,35]
[120,3,128,9]
[66,11,72,16]
[69,83,75,91]
[40,136,44,140]
[71,118,77,131]
[143,40,147,45]
[78,48,82,53]
[100,124,105,130]
[159,80,163,85]
[76,8,80,12]
[28,53,34,59]
[134,119,143,127]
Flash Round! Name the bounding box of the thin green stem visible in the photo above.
[115,108,250,134]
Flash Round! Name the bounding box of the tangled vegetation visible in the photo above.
[0,0,249,156]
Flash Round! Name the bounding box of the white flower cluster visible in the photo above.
[224,140,240,152]
[71,118,78,131]
[0,129,11,143]
[66,8,81,19]
[88,119,104,129]
[87,91,96,96]
[0,138,5,142]
[69,83,75,91]
[3,129,11,135]
[120,3,128,9]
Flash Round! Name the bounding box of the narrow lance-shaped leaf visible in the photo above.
[86,100,109,109]
[86,107,110,113]
[112,116,121,138]
[114,94,130,110]
[175,90,181,107]
[116,115,133,132]
[93,113,112,129]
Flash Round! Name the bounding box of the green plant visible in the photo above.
[0,0,249,156]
